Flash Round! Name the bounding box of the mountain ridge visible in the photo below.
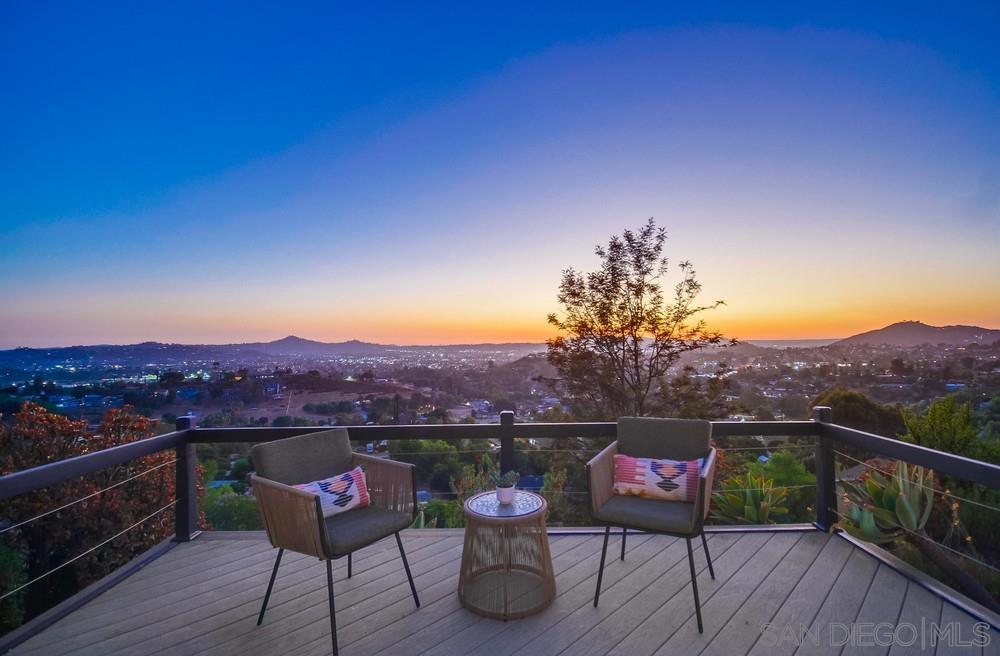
[834,321,1000,347]
[0,335,548,366]
[4,321,999,362]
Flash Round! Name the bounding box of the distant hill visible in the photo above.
[493,353,558,380]
[0,336,547,369]
[835,321,1000,347]
[745,339,839,349]
[238,336,386,357]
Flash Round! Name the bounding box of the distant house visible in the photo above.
[468,399,491,414]
[839,457,894,483]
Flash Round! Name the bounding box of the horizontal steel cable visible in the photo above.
[830,508,1000,574]
[0,459,177,535]
[0,499,177,602]
[833,449,1000,513]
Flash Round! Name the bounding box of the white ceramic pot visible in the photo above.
[496,486,516,505]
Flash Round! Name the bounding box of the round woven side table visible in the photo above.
[458,490,555,620]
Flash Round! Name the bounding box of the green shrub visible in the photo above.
[202,485,263,531]
[422,499,465,528]
[0,543,26,633]
[747,450,815,522]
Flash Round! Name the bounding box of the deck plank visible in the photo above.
[554,533,744,656]
[653,531,805,655]
[363,533,662,656]
[516,534,733,656]
[369,532,660,656]
[936,602,986,656]
[434,532,680,656]
[606,531,775,656]
[840,564,910,656]
[187,535,469,656]
[9,529,993,656]
[747,531,855,656]
[889,583,944,655]
[699,530,828,656]
[66,535,453,656]
[791,547,881,655]
[416,533,613,656]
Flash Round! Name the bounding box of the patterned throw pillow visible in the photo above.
[294,466,371,517]
[612,454,701,502]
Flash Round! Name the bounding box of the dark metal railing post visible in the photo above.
[174,417,200,542]
[499,411,515,473]
[812,406,836,532]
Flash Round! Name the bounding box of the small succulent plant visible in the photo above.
[491,470,520,488]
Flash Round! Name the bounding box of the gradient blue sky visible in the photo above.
[2,2,999,347]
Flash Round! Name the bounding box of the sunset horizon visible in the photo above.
[3,316,999,350]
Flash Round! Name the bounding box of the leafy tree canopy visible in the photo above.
[547,219,732,419]
[904,396,1000,464]
[811,385,905,437]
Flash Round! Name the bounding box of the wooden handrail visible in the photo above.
[819,422,1000,489]
[0,429,189,501]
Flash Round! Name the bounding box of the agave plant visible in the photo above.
[839,461,933,544]
[839,461,999,612]
[711,472,788,524]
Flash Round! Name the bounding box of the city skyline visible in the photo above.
[3,4,999,347]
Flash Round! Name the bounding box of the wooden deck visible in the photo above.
[10,529,997,655]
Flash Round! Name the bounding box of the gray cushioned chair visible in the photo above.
[249,428,419,655]
[587,417,717,633]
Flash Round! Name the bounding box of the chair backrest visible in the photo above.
[617,417,711,461]
[250,428,354,485]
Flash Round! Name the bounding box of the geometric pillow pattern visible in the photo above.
[612,454,701,503]
[294,466,370,517]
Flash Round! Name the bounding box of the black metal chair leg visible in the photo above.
[347,552,352,578]
[620,527,627,561]
[327,559,338,656]
[256,548,283,626]
[701,532,715,579]
[395,532,420,608]
[594,526,610,607]
[686,538,704,633]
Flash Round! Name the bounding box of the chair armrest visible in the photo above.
[353,453,417,518]
[586,441,618,514]
[251,474,327,559]
[695,448,717,523]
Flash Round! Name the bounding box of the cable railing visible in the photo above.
[834,448,1000,513]
[0,459,177,535]
[2,407,1000,650]
[0,456,181,631]
[0,499,177,604]
[828,508,1000,576]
